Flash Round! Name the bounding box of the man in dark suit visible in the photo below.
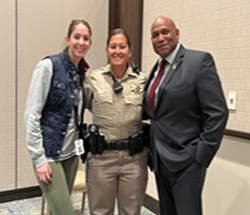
[144,16,228,215]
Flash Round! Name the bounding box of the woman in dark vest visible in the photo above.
[24,19,92,215]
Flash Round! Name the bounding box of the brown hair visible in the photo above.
[107,28,131,48]
[67,19,92,38]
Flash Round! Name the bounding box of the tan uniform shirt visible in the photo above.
[85,64,147,141]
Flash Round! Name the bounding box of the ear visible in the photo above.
[176,28,180,39]
[87,40,92,51]
[129,47,132,58]
[65,36,70,46]
[106,47,109,58]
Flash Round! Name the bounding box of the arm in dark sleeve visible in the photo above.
[195,53,228,167]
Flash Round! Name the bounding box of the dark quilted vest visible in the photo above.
[41,48,84,160]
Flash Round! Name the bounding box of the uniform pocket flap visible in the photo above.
[94,93,112,104]
[124,95,142,106]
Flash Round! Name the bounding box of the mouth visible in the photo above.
[157,44,169,49]
[76,47,85,53]
[113,56,123,60]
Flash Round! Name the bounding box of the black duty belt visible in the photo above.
[104,139,130,150]
[87,123,150,156]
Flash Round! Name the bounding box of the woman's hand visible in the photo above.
[36,162,52,184]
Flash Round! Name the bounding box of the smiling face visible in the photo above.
[106,33,132,69]
[151,17,179,59]
[65,23,92,66]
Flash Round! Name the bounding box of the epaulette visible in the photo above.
[131,62,140,75]
[84,67,105,82]
[84,71,92,82]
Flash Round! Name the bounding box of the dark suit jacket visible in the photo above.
[144,44,228,173]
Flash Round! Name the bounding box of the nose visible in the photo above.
[79,38,84,44]
[158,33,165,42]
[114,47,121,53]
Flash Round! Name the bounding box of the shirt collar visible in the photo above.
[159,42,180,65]
[79,58,90,74]
[103,64,136,78]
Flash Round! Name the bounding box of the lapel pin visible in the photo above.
[172,64,177,69]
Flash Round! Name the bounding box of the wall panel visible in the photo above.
[0,0,16,192]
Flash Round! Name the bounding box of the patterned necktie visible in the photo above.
[148,59,167,112]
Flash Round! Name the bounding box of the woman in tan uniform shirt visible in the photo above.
[84,28,148,215]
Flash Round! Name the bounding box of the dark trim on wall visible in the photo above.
[143,194,160,215]
[0,186,41,203]
[0,187,160,215]
[225,129,250,140]
[109,0,121,32]
[15,0,18,190]
[109,0,143,69]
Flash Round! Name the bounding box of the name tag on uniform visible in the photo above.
[74,139,84,155]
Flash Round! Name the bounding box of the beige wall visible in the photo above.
[0,0,108,191]
[143,0,250,214]
[204,135,250,215]
[0,1,16,192]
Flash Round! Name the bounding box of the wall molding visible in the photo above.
[225,129,250,140]
[143,194,160,214]
[0,186,41,203]
[0,187,160,214]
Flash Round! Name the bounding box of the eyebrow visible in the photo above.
[109,43,126,45]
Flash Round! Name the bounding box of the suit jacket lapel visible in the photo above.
[144,62,158,117]
[155,45,185,112]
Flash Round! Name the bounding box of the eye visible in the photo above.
[109,45,116,49]
[74,35,80,40]
[120,45,126,49]
[84,36,90,41]
[152,32,159,39]
[162,29,169,35]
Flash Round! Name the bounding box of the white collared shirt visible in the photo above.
[147,43,181,108]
